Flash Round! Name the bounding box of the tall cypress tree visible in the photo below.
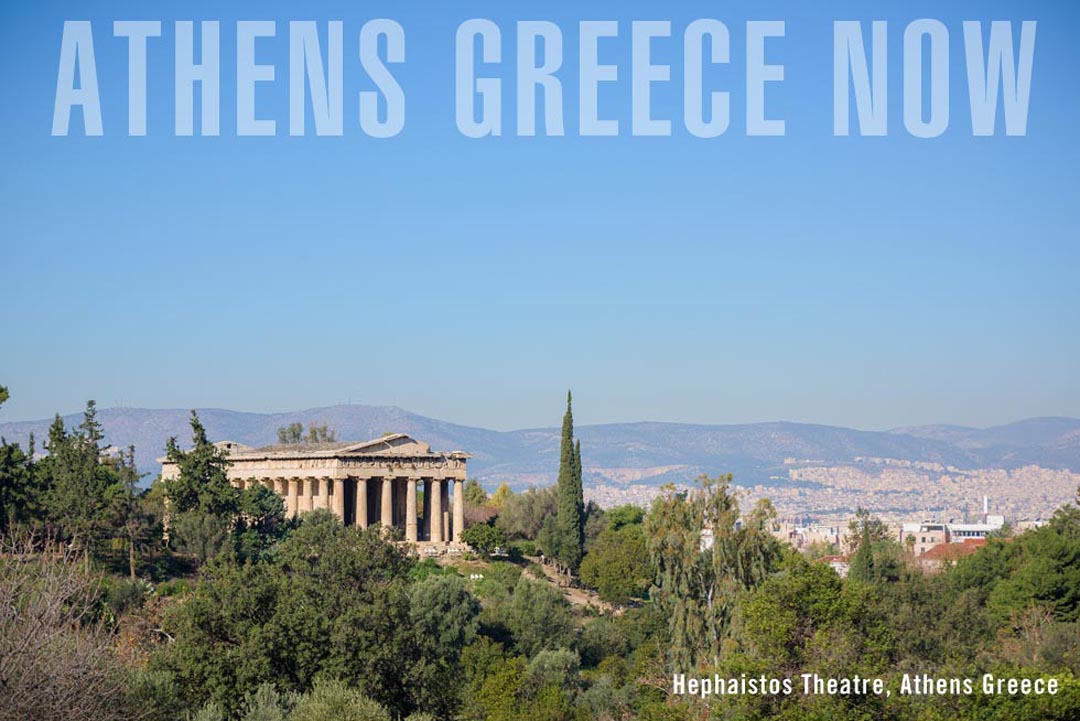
[555,391,585,573]
[573,439,582,495]
[849,518,876,583]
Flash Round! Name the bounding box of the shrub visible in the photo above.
[579,524,652,605]
[461,522,507,555]
[188,702,224,721]
[0,533,134,721]
[288,680,391,721]
[156,578,191,597]
[241,683,290,721]
[506,577,576,657]
[408,558,456,583]
[475,561,522,597]
[510,540,537,558]
[105,577,151,617]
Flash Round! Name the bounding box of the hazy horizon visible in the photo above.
[1,396,1076,435]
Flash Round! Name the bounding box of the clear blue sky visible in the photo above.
[1,0,1077,431]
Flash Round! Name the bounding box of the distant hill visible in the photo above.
[1,406,1078,489]
[889,417,1080,470]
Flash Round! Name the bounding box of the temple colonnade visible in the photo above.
[160,434,471,546]
[234,474,465,544]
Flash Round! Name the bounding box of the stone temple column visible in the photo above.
[422,479,432,540]
[276,478,288,514]
[288,477,300,518]
[356,478,368,528]
[393,478,404,527]
[304,477,315,513]
[333,478,345,521]
[430,478,443,543]
[441,480,451,543]
[320,477,332,511]
[453,478,465,544]
[406,478,418,542]
[381,477,393,528]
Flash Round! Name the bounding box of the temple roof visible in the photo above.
[160,433,470,464]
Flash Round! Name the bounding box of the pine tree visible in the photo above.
[110,446,149,580]
[164,411,237,516]
[0,387,44,533]
[0,439,36,533]
[39,402,124,566]
[555,392,584,573]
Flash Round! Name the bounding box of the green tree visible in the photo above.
[155,514,422,717]
[848,514,876,583]
[506,576,576,657]
[276,423,336,445]
[489,483,512,510]
[164,411,237,516]
[169,509,234,563]
[306,423,336,443]
[0,435,39,533]
[579,523,653,605]
[0,385,35,534]
[722,551,895,720]
[233,483,288,562]
[289,680,391,721]
[461,521,508,556]
[277,423,303,444]
[845,506,888,553]
[582,500,606,552]
[645,475,781,672]
[39,402,125,563]
[554,392,584,573]
[605,504,644,531]
[108,445,152,580]
[466,655,525,721]
[536,514,561,562]
[240,683,290,721]
[464,479,489,507]
[521,647,580,698]
[190,702,226,721]
[408,575,481,718]
[737,552,848,673]
[496,486,557,541]
[962,508,1080,624]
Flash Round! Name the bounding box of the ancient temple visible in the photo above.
[159,433,470,545]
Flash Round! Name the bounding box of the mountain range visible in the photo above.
[1,405,1078,490]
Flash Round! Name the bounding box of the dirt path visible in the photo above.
[439,553,612,612]
[524,557,610,611]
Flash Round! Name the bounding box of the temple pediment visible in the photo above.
[338,433,431,456]
[215,440,255,455]
[159,433,469,465]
